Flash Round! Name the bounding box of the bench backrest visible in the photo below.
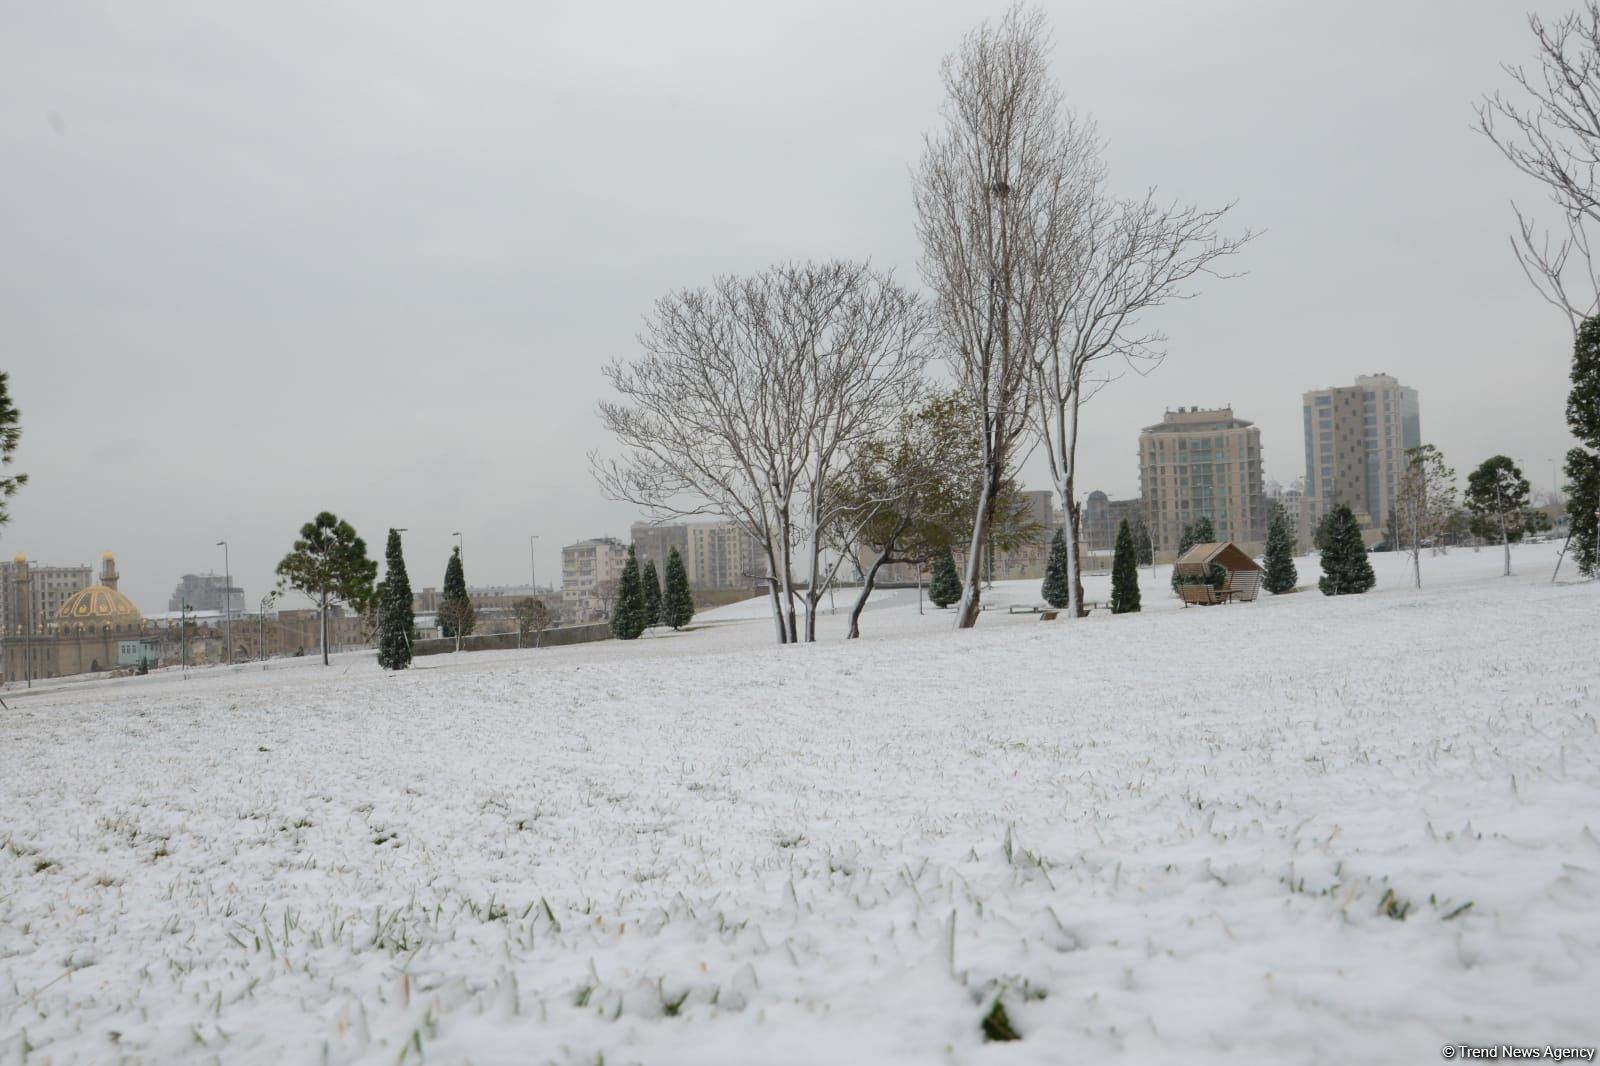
[1224,570,1262,602]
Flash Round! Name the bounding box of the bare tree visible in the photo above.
[1396,444,1459,588]
[595,261,927,644]
[915,6,1057,629]
[1029,162,1252,618]
[1479,3,1600,331]
[514,596,550,648]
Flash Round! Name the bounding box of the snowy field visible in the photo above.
[2,544,1598,1064]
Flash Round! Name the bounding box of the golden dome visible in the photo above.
[56,585,143,628]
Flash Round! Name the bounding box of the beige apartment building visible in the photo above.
[1301,373,1420,531]
[561,537,629,621]
[630,520,765,590]
[0,557,93,640]
[1139,407,1267,555]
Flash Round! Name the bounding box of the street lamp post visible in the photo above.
[216,540,232,666]
[529,534,539,590]
[259,591,276,667]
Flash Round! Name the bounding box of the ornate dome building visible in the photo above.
[4,553,149,681]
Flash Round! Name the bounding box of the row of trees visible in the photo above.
[596,6,1249,644]
[609,545,695,641]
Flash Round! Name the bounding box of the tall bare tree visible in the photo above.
[1029,165,1252,618]
[595,261,927,644]
[1479,3,1600,331]
[915,6,1057,628]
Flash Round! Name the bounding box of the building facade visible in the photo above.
[1138,407,1267,555]
[561,537,630,621]
[630,520,765,590]
[1302,373,1420,530]
[0,557,93,652]
[1082,491,1144,553]
[168,572,244,613]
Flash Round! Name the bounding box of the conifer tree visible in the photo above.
[929,548,962,608]
[1564,316,1600,576]
[1262,502,1299,594]
[1040,528,1070,608]
[275,511,378,666]
[1171,515,1215,592]
[0,372,26,530]
[377,528,414,670]
[641,557,662,627]
[1317,504,1376,595]
[1110,519,1141,614]
[661,546,695,629]
[439,546,475,650]
[611,544,648,640]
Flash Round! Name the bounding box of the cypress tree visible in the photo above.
[929,548,962,608]
[377,528,415,670]
[611,544,648,640]
[1317,504,1376,595]
[1262,503,1299,594]
[1110,519,1140,614]
[439,546,474,643]
[661,546,695,629]
[1565,316,1600,576]
[1040,528,1070,608]
[641,557,662,627]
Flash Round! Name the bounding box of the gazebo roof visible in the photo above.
[1173,541,1263,577]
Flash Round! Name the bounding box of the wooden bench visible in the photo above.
[1178,583,1222,607]
[1223,571,1261,603]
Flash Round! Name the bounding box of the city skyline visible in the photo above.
[1,1,1579,611]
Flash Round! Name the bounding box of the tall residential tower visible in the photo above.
[1138,406,1267,555]
[1301,373,1420,530]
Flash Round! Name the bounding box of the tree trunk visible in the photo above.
[320,591,330,666]
[848,552,890,639]
[956,466,999,628]
[765,576,787,644]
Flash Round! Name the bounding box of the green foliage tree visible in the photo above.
[438,546,476,649]
[611,544,648,640]
[377,529,414,670]
[1262,500,1299,594]
[275,512,378,665]
[1041,528,1071,608]
[137,655,149,676]
[1317,504,1376,596]
[1110,519,1140,614]
[640,557,662,627]
[1565,317,1600,577]
[514,597,550,647]
[661,546,695,630]
[929,548,962,608]
[1170,515,1215,592]
[0,371,26,530]
[1465,456,1532,575]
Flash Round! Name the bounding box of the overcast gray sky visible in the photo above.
[1,0,1580,612]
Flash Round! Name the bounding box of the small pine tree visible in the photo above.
[1171,516,1215,592]
[929,548,962,608]
[1318,504,1376,595]
[137,655,150,675]
[1040,528,1070,608]
[641,557,662,627]
[661,546,695,629]
[611,544,648,640]
[377,528,414,670]
[1262,503,1299,594]
[1110,519,1140,614]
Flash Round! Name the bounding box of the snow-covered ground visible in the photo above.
[2,543,1597,1064]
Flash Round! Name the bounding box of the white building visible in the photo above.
[561,537,629,622]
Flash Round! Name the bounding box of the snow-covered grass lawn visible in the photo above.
[2,544,1597,1064]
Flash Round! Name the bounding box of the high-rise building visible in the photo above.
[0,556,93,642]
[1138,406,1267,555]
[560,537,630,621]
[168,572,244,614]
[630,520,764,590]
[1301,373,1420,530]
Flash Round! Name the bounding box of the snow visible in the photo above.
[2,543,1597,1064]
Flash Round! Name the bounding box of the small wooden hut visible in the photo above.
[1173,542,1265,607]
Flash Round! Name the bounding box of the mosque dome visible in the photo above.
[55,586,143,630]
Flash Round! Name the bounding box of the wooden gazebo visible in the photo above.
[1173,542,1265,606]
